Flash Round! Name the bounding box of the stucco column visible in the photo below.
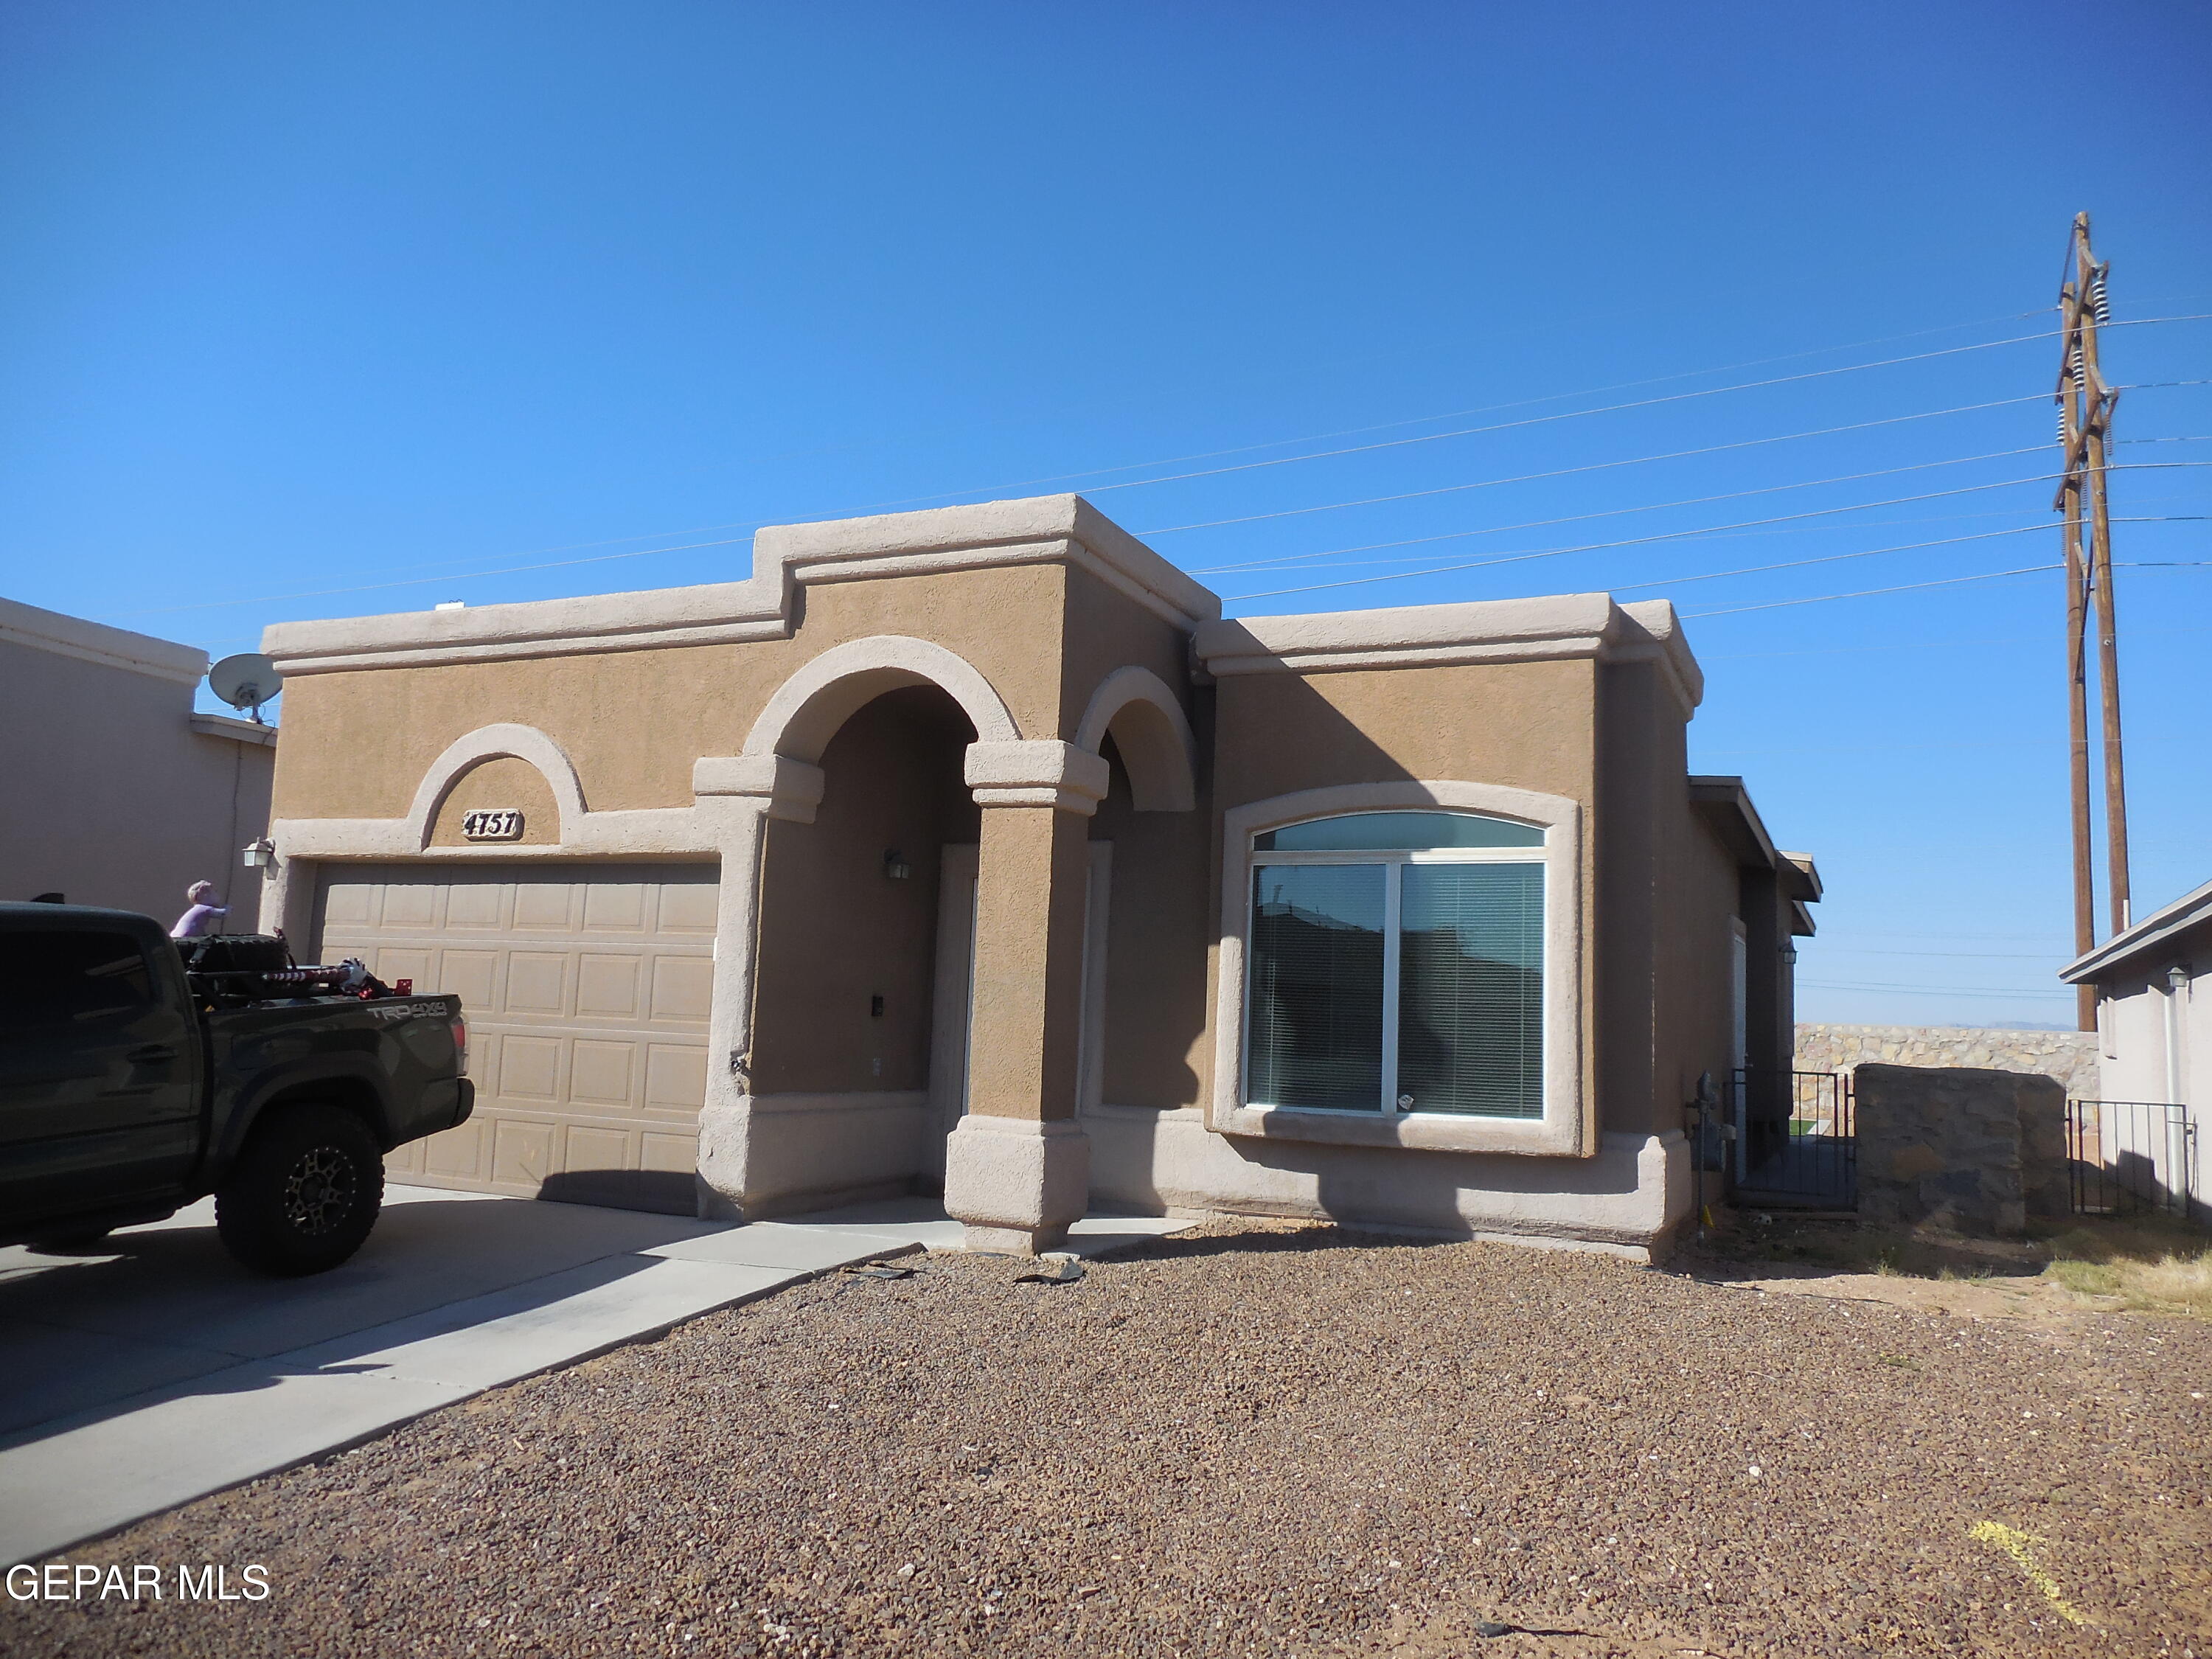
[689,754,825,1222]
[945,740,1109,1252]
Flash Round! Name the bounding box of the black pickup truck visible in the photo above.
[0,903,472,1275]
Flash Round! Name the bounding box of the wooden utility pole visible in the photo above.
[2055,212,2132,1029]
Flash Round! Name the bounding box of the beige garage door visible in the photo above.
[316,863,718,1214]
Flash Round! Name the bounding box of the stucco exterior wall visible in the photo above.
[271,565,1073,826]
[1058,561,1218,1116]
[0,600,275,922]
[1089,740,1214,1111]
[1656,788,1742,1127]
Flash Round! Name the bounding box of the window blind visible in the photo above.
[1248,865,1386,1110]
[1396,863,1543,1117]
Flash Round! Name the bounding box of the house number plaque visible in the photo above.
[461,808,525,841]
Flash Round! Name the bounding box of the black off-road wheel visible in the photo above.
[215,1104,385,1276]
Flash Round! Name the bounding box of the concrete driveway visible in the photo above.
[0,1184,1186,1567]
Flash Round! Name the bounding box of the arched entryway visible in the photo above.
[744,682,983,1208]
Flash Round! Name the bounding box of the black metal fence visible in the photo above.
[1708,1068,1857,1209]
[2067,1099,2199,1218]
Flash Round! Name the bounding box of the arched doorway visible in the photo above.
[744,684,981,1207]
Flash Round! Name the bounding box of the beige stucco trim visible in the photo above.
[743,633,1022,761]
[403,723,591,849]
[1208,779,1589,1158]
[1,594,208,686]
[692,754,827,824]
[1073,665,1198,813]
[1195,594,1703,717]
[758,495,1217,626]
[942,1113,1091,1252]
[964,740,1110,815]
[261,495,1220,673]
[1085,1109,1687,1258]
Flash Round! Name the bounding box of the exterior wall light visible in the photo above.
[883,849,911,880]
[242,838,276,870]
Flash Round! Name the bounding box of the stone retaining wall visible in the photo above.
[1794,1023,2099,1099]
[1852,1065,2070,1235]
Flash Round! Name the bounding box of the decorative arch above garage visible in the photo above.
[405,723,589,851]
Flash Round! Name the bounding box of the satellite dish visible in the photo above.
[209,653,283,717]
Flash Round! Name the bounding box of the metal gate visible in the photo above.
[1691,1069,1857,1211]
[2067,1099,2198,1217]
[1724,1068,1857,1209]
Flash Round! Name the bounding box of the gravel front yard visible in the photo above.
[13,1222,2209,1658]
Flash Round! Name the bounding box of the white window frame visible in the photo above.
[1248,842,1545,1118]
[1211,781,1588,1158]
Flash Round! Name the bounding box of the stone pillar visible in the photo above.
[944,741,1109,1252]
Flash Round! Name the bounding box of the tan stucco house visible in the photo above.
[256,493,1815,1259]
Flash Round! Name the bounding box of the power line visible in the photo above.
[1692,546,2212,622]
[1798,981,2073,999]
[99,327,2212,625]
[1817,949,2071,960]
[1702,616,2212,661]
[1267,487,2212,578]
[100,310,2133,616]
[888,307,2076,497]
[1142,396,2046,538]
[1615,519,2207,599]
[1092,320,2209,504]
[1683,562,2059,618]
[1192,443,2052,576]
[1150,380,2204,541]
[1220,473,2212,605]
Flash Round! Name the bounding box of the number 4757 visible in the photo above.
[461,809,523,841]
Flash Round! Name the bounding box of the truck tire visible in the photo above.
[215,1104,385,1276]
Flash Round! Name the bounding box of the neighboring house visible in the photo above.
[255,493,1815,1259]
[2061,880,2207,1218]
[0,597,276,924]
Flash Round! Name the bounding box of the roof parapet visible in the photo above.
[263,495,1220,675]
[1,596,206,686]
[2060,874,2212,983]
[1194,593,1704,714]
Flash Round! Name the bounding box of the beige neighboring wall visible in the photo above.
[0,596,275,921]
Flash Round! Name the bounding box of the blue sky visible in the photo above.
[4,1,2208,1026]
